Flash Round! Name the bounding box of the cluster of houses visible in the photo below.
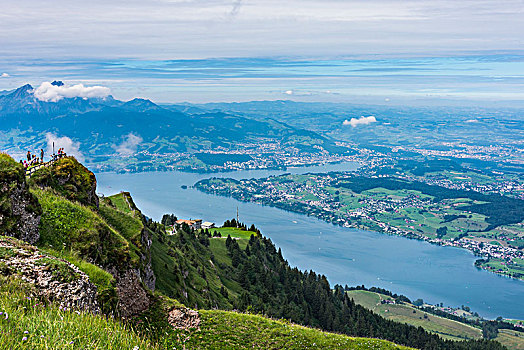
[167,219,215,234]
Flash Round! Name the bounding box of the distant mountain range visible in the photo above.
[0,82,346,171]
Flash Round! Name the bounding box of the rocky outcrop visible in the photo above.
[116,191,156,292]
[168,307,200,329]
[113,269,151,317]
[139,227,156,291]
[29,156,99,208]
[0,154,41,244]
[110,210,155,317]
[0,236,100,313]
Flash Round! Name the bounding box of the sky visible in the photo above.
[1,0,523,104]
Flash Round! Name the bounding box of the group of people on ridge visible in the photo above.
[21,147,66,169]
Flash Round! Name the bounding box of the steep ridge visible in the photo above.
[28,156,152,316]
[99,191,155,291]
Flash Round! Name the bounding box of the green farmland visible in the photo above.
[347,290,482,342]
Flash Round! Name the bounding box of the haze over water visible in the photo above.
[96,163,524,320]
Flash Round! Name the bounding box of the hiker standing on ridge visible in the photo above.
[26,151,31,162]
[40,149,44,162]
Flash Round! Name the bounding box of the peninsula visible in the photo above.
[195,172,524,280]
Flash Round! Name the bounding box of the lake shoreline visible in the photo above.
[194,183,523,283]
[96,165,524,320]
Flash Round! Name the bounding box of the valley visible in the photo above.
[1,83,523,348]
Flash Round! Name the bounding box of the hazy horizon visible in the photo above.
[2,54,524,107]
[1,0,523,106]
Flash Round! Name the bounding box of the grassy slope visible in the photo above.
[0,272,410,350]
[31,189,150,313]
[349,290,524,349]
[32,187,138,270]
[150,229,238,309]
[105,192,136,214]
[99,194,144,249]
[135,294,414,350]
[347,290,482,341]
[213,227,254,239]
[151,226,259,309]
[173,310,414,350]
[496,329,524,350]
[213,227,253,249]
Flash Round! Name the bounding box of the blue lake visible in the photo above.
[96,162,524,320]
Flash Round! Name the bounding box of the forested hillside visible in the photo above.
[146,216,505,349]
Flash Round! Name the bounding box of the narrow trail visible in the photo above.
[25,158,58,177]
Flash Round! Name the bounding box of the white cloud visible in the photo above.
[45,133,84,161]
[1,73,9,78]
[113,133,143,156]
[284,90,294,95]
[465,119,479,123]
[33,81,110,102]
[343,115,377,127]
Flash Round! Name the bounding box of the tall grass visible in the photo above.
[0,276,156,350]
[190,310,413,349]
